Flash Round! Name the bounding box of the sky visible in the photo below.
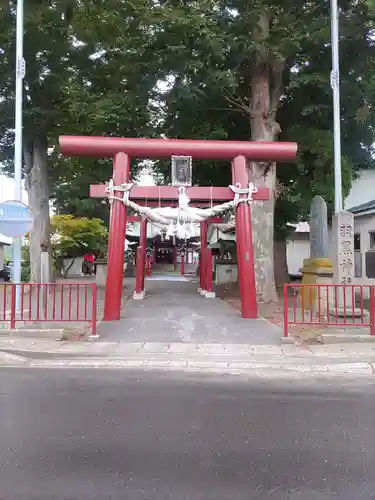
[0,174,27,204]
[0,160,154,221]
[0,170,150,243]
[138,171,155,186]
[0,168,153,209]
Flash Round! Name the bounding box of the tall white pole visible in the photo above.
[330,0,343,214]
[13,0,24,301]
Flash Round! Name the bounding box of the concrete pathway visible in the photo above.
[98,276,282,344]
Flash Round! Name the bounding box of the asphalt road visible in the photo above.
[1,369,375,500]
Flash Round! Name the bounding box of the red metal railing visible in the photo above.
[284,283,375,337]
[0,283,97,335]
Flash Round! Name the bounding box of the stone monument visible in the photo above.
[309,195,329,259]
[300,196,333,312]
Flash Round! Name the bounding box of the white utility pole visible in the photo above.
[330,0,343,213]
[13,0,25,304]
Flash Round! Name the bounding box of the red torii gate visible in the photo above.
[126,215,224,287]
[59,136,297,321]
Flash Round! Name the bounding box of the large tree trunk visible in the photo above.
[62,257,76,278]
[274,239,289,289]
[24,135,52,283]
[250,162,277,302]
[247,12,284,303]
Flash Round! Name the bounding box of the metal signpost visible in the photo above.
[13,0,26,308]
[330,0,342,213]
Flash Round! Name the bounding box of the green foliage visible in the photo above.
[49,0,163,218]
[0,1,81,160]
[21,246,30,282]
[51,215,107,258]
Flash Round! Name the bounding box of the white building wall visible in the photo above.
[344,169,375,210]
[286,238,310,276]
[351,214,375,287]
[62,257,83,277]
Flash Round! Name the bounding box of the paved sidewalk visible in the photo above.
[1,277,375,375]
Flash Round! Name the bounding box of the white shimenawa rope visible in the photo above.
[105,180,258,236]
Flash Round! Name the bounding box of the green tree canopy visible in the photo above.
[51,214,107,256]
[140,0,375,298]
[0,0,158,279]
[51,214,107,276]
[149,0,374,217]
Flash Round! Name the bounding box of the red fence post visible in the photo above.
[370,286,375,336]
[10,284,16,329]
[283,284,289,337]
[202,248,207,292]
[181,254,185,276]
[140,219,147,290]
[200,222,208,291]
[91,284,97,336]
[206,249,213,293]
[173,247,177,272]
[135,247,144,294]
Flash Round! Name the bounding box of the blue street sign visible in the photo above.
[0,200,33,238]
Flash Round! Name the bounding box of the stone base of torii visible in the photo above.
[59,136,297,321]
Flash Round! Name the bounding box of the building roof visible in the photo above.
[217,220,310,234]
[216,221,235,233]
[0,234,12,245]
[288,222,310,233]
[349,199,375,215]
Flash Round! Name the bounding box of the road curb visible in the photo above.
[1,355,373,375]
[321,333,375,344]
[2,340,375,358]
[0,352,28,365]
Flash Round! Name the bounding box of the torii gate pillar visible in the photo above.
[232,156,258,318]
[104,153,130,320]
